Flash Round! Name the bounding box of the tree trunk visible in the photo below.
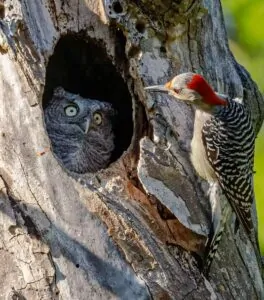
[0,0,263,299]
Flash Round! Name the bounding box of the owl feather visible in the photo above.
[44,87,116,173]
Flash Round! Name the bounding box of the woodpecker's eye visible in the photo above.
[174,88,182,94]
[93,112,102,125]
[64,104,79,117]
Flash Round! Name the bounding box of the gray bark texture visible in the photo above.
[0,0,263,299]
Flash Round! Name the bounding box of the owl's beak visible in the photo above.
[80,118,90,134]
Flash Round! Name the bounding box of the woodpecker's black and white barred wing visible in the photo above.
[202,98,256,236]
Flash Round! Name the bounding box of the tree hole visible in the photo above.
[135,20,146,34]
[160,46,167,54]
[112,1,123,14]
[43,34,133,174]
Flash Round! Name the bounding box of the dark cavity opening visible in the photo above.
[135,20,146,34]
[112,1,123,14]
[43,34,133,172]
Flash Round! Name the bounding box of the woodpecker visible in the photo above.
[145,72,260,273]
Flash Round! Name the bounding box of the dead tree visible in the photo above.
[0,0,263,299]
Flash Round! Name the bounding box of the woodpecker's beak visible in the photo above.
[144,85,170,93]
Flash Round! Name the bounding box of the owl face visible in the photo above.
[44,87,116,173]
[48,87,114,135]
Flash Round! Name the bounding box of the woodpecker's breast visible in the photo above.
[190,110,216,182]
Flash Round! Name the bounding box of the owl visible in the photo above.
[44,87,116,173]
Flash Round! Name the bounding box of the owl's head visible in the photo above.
[47,87,115,135]
[44,87,116,173]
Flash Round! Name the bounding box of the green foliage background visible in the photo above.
[222,0,264,253]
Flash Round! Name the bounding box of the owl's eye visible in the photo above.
[64,104,79,117]
[93,112,102,125]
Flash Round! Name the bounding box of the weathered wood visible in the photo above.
[0,0,263,299]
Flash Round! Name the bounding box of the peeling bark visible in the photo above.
[0,0,263,299]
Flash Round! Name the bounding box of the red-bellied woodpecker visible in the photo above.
[145,72,261,273]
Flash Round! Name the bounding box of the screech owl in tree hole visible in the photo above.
[44,87,116,173]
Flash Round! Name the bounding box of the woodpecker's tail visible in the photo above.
[202,201,232,275]
[203,200,263,277]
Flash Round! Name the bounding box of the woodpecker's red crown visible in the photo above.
[145,72,227,107]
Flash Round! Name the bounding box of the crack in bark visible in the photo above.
[182,285,198,300]
[17,275,53,291]
[185,0,198,16]
[48,0,59,30]
[12,148,52,228]
[8,233,26,242]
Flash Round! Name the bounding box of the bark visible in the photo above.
[0,0,263,299]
